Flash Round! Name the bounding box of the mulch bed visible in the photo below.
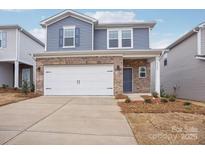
[0,89,41,106]
[118,100,205,115]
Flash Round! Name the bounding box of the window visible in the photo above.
[108,30,118,48]
[107,29,133,49]
[164,58,167,66]
[0,32,2,48]
[139,66,146,78]
[122,30,131,47]
[63,27,75,48]
[163,53,168,66]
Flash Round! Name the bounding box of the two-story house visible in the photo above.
[0,25,44,88]
[160,22,205,102]
[34,10,162,96]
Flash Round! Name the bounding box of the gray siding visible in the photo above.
[133,28,149,49]
[94,28,150,50]
[47,16,92,51]
[160,33,205,102]
[0,29,17,61]
[0,62,13,87]
[201,27,205,55]
[94,29,107,50]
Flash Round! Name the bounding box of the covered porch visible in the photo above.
[0,61,33,88]
[122,53,160,95]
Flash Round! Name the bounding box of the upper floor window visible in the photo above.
[0,32,2,48]
[122,30,132,47]
[139,66,147,78]
[108,31,118,48]
[63,26,75,48]
[107,28,133,49]
[163,53,168,67]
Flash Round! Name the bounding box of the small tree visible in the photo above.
[22,80,29,95]
[30,83,35,92]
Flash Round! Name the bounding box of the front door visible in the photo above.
[123,68,132,93]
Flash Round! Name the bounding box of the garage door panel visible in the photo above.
[44,65,114,96]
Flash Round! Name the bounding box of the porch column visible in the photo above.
[14,61,19,88]
[155,56,160,95]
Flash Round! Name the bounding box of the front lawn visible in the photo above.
[118,95,205,144]
[0,88,40,106]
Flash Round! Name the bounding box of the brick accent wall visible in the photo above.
[123,59,151,93]
[36,56,123,95]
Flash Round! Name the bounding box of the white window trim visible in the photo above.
[63,26,75,48]
[107,28,133,49]
[0,31,2,49]
[139,66,147,78]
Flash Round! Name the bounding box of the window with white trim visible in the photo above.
[107,29,133,49]
[122,30,132,47]
[0,32,2,48]
[108,30,118,48]
[63,27,75,48]
[139,66,147,78]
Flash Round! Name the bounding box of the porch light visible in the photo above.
[37,67,41,72]
[116,65,121,71]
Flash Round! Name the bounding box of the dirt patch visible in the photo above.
[0,92,41,106]
[126,113,205,144]
[118,100,205,144]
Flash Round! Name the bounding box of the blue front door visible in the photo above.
[123,68,132,92]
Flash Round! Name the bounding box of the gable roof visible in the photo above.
[40,10,97,27]
[41,10,156,29]
[166,22,205,50]
[0,25,44,47]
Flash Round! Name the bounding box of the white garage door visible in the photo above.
[44,65,114,96]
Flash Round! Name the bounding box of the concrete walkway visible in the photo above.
[0,96,136,145]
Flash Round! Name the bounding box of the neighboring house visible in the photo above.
[34,10,162,96]
[0,25,44,88]
[160,22,205,102]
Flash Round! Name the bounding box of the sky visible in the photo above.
[0,9,205,48]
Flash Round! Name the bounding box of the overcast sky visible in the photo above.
[1,9,205,48]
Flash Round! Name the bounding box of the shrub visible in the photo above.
[144,98,152,104]
[169,96,176,102]
[160,98,168,103]
[115,94,128,99]
[165,94,170,98]
[160,89,166,97]
[2,84,9,89]
[184,102,191,106]
[125,98,131,103]
[30,83,35,92]
[22,81,29,95]
[152,91,158,98]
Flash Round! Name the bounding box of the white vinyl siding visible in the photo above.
[63,26,75,48]
[139,66,147,78]
[107,28,133,49]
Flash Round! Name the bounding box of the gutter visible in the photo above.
[33,50,162,59]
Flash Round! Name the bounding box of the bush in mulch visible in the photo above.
[151,91,159,98]
[125,98,131,103]
[115,94,128,99]
[160,98,169,103]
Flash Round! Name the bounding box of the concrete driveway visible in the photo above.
[0,96,136,144]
